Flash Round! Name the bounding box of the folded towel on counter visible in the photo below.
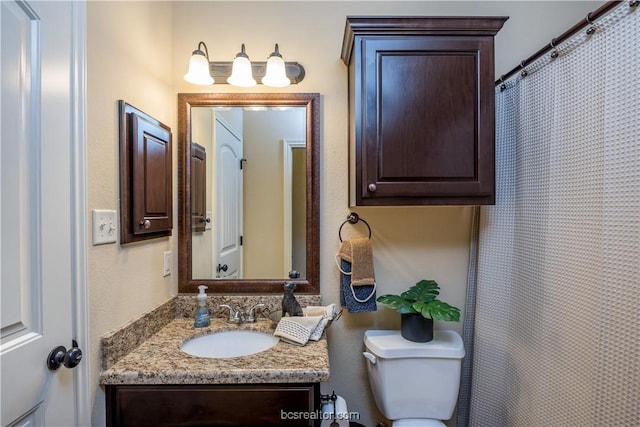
[274,316,323,346]
[336,238,377,313]
[336,238,375,285]
[303,304,337,341]
[303,303,337,318]
[275,304,338,345]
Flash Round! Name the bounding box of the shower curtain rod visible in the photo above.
[496,0,634,86]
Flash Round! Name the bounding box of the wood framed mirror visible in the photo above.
[178,93,320,293]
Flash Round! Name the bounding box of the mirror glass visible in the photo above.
[190,106,307,280]
[178,93,319,294]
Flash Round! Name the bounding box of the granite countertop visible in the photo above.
[100,317,330,385]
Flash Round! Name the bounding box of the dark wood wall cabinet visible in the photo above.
[191,142,207,233]
[341,16,508,206]
[106,383,320,427]
[119,101,173,244]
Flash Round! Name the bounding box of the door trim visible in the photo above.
[70,1,89,424]
[282,138,305,278]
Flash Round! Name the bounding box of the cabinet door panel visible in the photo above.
[361,37,494,203]
[132,115,172,234]
[379,53,476,179]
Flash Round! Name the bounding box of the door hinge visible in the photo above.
[240,235,244,246]
[240,158,247,169]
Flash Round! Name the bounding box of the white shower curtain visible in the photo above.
[471,4,639,426]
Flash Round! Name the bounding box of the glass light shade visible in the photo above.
[262,55,290,87]
[184,53,214,85]
[227,56,256,87]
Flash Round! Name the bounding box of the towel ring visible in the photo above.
[338,213,372,242]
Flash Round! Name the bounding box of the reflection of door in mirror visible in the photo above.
[191,106,306,280]
[214,114,243,279]
[191,143,207,233]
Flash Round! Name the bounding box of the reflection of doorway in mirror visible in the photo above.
[283,139,307,278]
[242,108,306,279]
[213,113,243,279]
[191,105,307,280]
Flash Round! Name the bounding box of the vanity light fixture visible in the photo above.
[183,41,305,87]
[184,41,214,85]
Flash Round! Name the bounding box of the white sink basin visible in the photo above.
[181,330,279,358]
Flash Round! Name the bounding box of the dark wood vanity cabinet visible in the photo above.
[106,383,320,427]
[341,16,508,205]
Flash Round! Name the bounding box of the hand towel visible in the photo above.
[336,238,375,285]
[303,304,337,341]
[274,316,323,346]
[336,239,377,313]
[339,259,377,312]
[303,303,337,319]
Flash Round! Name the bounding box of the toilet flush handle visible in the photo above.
[362,352,377,365]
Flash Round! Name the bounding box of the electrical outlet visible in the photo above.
[92,209,117,245]
[163,251,172,276]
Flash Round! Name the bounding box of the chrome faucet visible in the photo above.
[246,304,266,323]
[219,304,242,323]
[219,303,267,323]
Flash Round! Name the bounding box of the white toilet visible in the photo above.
[362,329,465,427]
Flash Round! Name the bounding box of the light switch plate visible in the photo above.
[163,251,172,276]
[92,209,117,245]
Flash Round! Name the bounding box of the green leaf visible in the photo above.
[376,294,417,314]
[413,300,460,321]
[377,280,459,320]
[400,280,440,303]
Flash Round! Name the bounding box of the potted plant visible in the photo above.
[377,279,460,342]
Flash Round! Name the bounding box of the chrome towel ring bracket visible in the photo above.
[338,212,372,242]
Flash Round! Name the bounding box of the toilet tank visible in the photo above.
[363,330,465,421]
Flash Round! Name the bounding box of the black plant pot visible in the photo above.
[401,313,434,343]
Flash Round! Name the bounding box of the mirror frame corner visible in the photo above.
[178,92,320,294]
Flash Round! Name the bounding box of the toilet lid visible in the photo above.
[364,330,464,359]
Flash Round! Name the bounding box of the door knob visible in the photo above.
[217,264,228,273]
[47,340,83,370]
[139,219,151,229]
[368,183,377,192]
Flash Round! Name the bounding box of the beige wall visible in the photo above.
[86,1,176,425]
[86,1,599,425]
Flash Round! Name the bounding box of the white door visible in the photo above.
[1,1,85,426]
[213,116,243,279]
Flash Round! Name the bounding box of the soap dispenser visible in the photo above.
[194,285,211,328]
